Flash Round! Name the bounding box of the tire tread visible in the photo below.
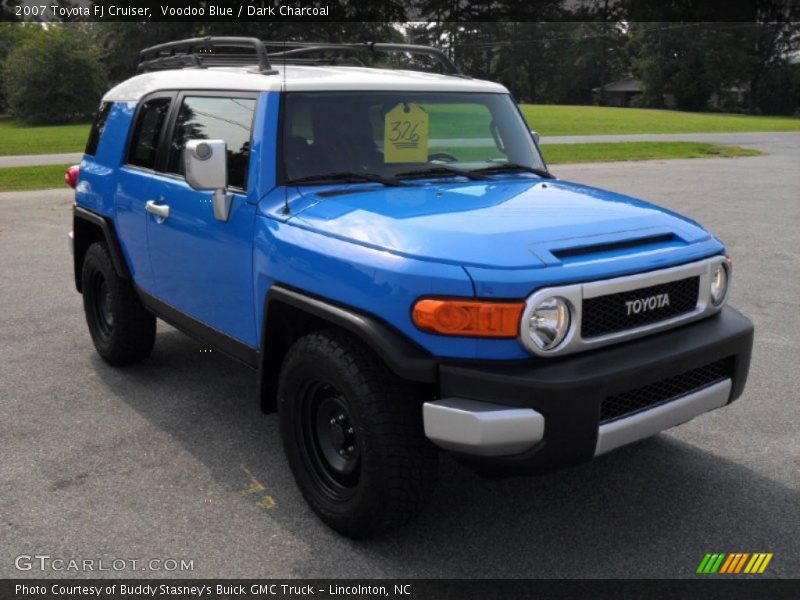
[81,242,155,366]
[279,328,438,538]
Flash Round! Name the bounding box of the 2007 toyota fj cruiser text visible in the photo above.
[68,38,754,538]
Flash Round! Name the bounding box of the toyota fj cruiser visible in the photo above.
[68,38,754,538]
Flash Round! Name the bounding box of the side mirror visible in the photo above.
[184,139,231,222]
[530,130,540,145]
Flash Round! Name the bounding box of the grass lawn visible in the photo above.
[0,142,760,192]
[430,141,761,164]
[0,164,70,192]
[542,141,763,164]
[425,103,800,138]
[522,105,800,136]
[1,104,797,157]
[0,116,90,156]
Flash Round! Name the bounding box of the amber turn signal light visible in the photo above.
[412,298,524,338]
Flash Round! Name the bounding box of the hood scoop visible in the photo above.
[551,233,681,260]
[533,229,692,266]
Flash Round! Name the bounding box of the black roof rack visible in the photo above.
[137,37,464,77]
[139,37,277,74]
[263,42,464,76]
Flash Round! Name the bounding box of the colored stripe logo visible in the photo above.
[697,553,773,574]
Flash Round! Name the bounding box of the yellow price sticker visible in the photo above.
[384,103,429,163]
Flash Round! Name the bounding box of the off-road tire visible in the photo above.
[81,242,155,366]
[278,328,438,538]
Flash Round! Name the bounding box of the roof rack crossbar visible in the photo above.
[138,36,276,74]
[266,57,367,67]
[138,54,205,72]
[263,41,463,76]
[136,38,463,78]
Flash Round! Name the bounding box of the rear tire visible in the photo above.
[81,242,155,366]
[278,329,438,538]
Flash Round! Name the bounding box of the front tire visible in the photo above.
[278,329,438,538]
[81,242,155,366]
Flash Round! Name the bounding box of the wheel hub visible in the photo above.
[100,283,113,326]
[311,393,360,482]
[328,412,356,455]
[91,272,114,338]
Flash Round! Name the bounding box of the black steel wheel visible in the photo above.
[279,329,438,538]
[88,270,114,340]
[300,380,361,499]
[81,242,155,365]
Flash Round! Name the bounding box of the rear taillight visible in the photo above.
[65,165,79,189]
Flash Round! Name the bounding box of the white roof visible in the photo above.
[103,65,508,102]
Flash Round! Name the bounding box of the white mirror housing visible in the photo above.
[184,139,231,221]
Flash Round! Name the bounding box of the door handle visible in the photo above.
[145,200,170,219]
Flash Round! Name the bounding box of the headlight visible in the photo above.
[525,296,571,351]
[710,260,730,306]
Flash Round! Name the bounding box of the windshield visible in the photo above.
[281,92,545,184]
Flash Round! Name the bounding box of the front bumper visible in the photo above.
[424,306,753,474]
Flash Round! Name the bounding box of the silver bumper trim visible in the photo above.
[423,398,545,457]
[594,378,732,456]
[68,231,74,256]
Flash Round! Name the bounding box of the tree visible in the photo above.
[3,25,107,124]
[527,21,629,106]
[2,0,19,21]
[736,2,800,114]
[0,24,44,111]
[409,0,634,106]
[407,21,561,102]
[564,1,629,106]
[0,23,29,112]
[96,22,403,84]
[629,23,748,111]
[752,62,800,115]
[625,0,800,114]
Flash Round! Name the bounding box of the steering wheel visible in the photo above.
[428,152,458,163]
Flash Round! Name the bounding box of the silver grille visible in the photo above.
[518,255,728,357]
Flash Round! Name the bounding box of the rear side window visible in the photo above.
[127,97,171,169]
[166,96,256,190]
[84,102,112,156]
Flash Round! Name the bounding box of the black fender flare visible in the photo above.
[73,205,130,292]
[258,286,438,412]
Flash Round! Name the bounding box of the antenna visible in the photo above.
[281,37,290,216]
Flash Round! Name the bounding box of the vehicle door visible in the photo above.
[114,93,174,293]
[145,92,259,347]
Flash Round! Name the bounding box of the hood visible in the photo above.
[288,178,714,269]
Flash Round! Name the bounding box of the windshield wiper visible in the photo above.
[396,165,488,181]
[287,171,407,187]
[472,163,555,179]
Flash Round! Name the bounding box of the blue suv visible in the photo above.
[69,38,754,538]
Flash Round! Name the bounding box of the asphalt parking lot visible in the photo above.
[1,133,798,579]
